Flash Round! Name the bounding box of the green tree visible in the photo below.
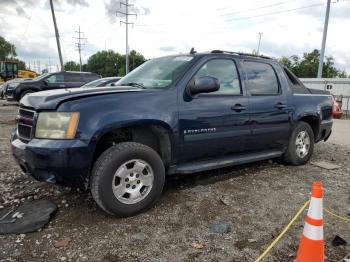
[86,50,123,77]
[64,61,80,71]
[0,36,16,60]
[86,49,146,77]
[128,50,146,71]
[278,49,346,78]
[11,58,26,70]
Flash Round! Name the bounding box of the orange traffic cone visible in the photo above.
[295,181,324,262]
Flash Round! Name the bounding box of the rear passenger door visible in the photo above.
[242,60,290,151]
[65,73,85,88]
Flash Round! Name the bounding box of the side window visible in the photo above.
[243,61,279,95]
[194,59,241,95]
[66,73,82,82]
[46,73,64,83]
[83,74,99,82]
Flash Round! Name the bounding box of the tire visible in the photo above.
[91,142,165,216]
[20,90,34,99]
[283,121,314,165]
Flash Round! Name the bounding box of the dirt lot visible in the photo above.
[0,101,349,262]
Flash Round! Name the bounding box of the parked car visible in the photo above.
[82,77,122,88]
[332,95,343,119]
[11,50,333,216]
[5,71,101,101]
[1,78,32,100]
[0,84,3,99]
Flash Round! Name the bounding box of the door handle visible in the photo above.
[275,102,287,109]
[231,104,247,112]
[59,84,66,88]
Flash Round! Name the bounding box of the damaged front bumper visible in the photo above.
[11,131,92,188]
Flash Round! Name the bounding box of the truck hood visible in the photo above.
[20,86,142,110]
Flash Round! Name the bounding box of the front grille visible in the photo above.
[17,107,36,142]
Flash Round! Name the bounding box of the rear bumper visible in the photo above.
[11,131,92,188]
[316,119,333,142]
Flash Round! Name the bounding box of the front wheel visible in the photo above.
[283,121,314,165]
[90,142,165,216]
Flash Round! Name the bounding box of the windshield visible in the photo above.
[33,73,50,81]
[82,78,113,88]
[117,55,194,89]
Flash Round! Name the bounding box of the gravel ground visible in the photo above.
[0,101,349,262]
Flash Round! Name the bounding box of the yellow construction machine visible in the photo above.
[0,61,39,84]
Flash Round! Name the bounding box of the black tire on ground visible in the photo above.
[20,90,34,99]
[283,121,315,165]
[90,142,165,216]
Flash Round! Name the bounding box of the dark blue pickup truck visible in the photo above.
[11,51,333,216]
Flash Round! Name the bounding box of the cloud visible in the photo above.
[104,0,150,21]
[60,0,89,7]
[0,0,349,73]
[158,46,176,52]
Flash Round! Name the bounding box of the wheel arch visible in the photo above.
[296,113,320,139]
[91,120,174,170]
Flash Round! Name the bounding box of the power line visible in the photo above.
[73,26,86,72]
[221,0,297,16]
[116,0,137,74]
[225,3,326,22]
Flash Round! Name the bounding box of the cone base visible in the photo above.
[295,235,324,262]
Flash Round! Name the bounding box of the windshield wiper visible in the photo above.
[121,82,146,89]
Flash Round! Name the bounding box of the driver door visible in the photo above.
[178,58,251,162]
[44,73,66,90]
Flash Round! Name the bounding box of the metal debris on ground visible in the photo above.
[332,235,347,247]
[210,223,231,234]
[311,160,340,170]
[0,200,57,234]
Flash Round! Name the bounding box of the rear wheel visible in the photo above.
[283,121,314,165]
[90,142,165,216]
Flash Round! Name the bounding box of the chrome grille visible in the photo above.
[17,107,36,142]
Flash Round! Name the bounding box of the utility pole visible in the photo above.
[257,32,263,55]
[317,0,331,78]
[49,0,64,71]
[73,26,86,72]
[116,0,137,74]
[48,57,51,73]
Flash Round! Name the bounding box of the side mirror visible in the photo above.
[110,83,116,86]
[189,76,220,95]
[43,80,48,85]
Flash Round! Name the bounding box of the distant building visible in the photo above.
[301,78,350,115]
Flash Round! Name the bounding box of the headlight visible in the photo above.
[8,83,20,89]
[35,112,80,139]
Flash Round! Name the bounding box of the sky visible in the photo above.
[1,0,349,74]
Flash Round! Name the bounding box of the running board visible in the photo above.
[168,150,283,175]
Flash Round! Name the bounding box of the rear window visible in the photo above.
[243,61,279,95]
[283,67,310,94]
